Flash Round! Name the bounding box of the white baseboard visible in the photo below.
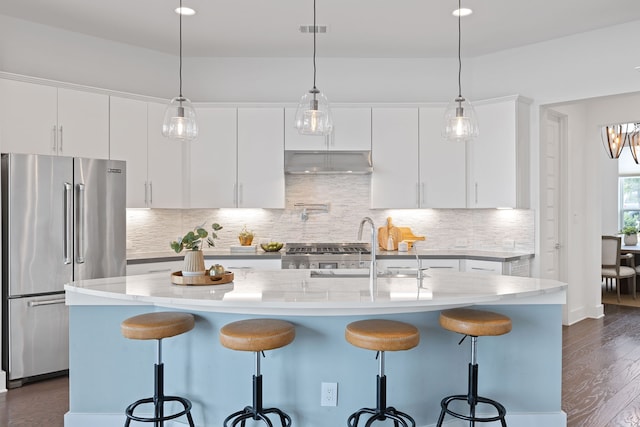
[65,411,567,427]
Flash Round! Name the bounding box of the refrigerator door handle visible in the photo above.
[28,298,66,307]
[76,183,85,264]
[64,182,73,265]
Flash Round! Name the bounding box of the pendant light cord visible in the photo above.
[179,0,183,98]
[312,0,317,90]
[457,0,462,98]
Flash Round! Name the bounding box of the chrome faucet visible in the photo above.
[414,241,429,288]
[358,217,377,299]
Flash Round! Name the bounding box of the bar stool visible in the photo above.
[219,318,295,427]
[121,311,196,427]
[345,319,420,427]
[436,308,512,427]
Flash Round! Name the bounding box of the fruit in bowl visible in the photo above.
[260,242,284,252]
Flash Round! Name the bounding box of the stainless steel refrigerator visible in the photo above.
[1,153,126,387]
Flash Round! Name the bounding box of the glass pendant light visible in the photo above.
[601,124,627,159]
[295,0,332,136]
[162,0,198,141]
[442,0,479,142]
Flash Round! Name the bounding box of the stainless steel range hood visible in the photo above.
[284,150,373,174]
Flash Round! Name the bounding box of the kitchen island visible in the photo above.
[64,269,566,427]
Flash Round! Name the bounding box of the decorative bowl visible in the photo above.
[260,242,284,252]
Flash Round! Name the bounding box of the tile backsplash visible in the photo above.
[127,175,534,254]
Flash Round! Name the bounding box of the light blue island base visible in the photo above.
[65,305,565,427]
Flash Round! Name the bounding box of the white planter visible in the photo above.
[183,250,206,275]
[624,233,638,246]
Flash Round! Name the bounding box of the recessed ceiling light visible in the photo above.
[452,8,473,17]
[175,7,196,16]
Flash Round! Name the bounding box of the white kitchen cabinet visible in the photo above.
[237,108,285,208]
[370,108,419,208]
[467,96,530,208]
[127,260,184,276]
[377,258,460,273]
[188,107,237,208]
[419,107,466,208]
[57,88,109,159]
[147,102,185,208]
[0,79,109,158]
[285,107,371,151]
[109,96,148,208]
[463,259,503,275]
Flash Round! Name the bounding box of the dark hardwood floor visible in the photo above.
[0,304,639,426]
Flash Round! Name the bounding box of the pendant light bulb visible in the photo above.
[442,0,478,142]
[295,0,332,136]
[162,0,198,142]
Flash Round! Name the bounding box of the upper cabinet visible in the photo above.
[109,96,148,208]
[371,108,419,208]
[418,106,466,208]
[237,108,285,208]
[467,96,530,208]
[188,107,238,208]
[285,107,371,151]
[110,98,185,208]
[0,79,109,158]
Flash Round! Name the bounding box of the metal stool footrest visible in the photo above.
[438,394,507,425]
[124,395,195,426]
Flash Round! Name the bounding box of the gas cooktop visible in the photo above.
[284,243,371,255]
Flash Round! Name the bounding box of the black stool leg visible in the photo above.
[436,337,507,427]
[124,339,195,427]
[223,352,292,427]
[347,351,415,427]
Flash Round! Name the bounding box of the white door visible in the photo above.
[189,107,237,208]
[57,88,110,159]
[147,102,184,208]
[110,97,149,208]
[540,108,566,281]
[418,106,466,208]
[370,108,419,208]
[0,79,58,155]
[237,108,285,208]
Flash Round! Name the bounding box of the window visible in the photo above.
[620,176,640,229]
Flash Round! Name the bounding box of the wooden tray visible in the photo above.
[171,271,234,286]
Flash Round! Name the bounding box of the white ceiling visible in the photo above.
[2,0,640,58]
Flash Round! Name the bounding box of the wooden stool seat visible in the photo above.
[439,308,512,337]
[346,319,419,352]
[121,312,195,340]
[220,319,295,352]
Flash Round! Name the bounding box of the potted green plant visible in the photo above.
[170,223,223,275]
[620,223,639,246]
[238,225,255,246]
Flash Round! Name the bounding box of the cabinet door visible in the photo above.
[327,107,371,150]
[468,99,520,208]
[0,79,58,155]
[419,107,466,208]
[237,108,285,208]
[147,102,184,208]
[371,108,419,208]
[284,107,327,150]
[110,97,148,208]
[189,107,237,208]
[57,88,109,159]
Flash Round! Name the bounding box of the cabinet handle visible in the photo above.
[28,298,66,307]
[233,183,237,206]
[144,182,148,206]
[52,125,57,152]
[430,266,454,269]
[415,183,420,207]
[421,183,425,206]
[148,268,171,273]
[475,182,478,204]
[239,183,243,206]
[149,182,153,205]
[59,125,63,154]
[471,267,495,271]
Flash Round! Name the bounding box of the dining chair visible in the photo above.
[602,235,636,302]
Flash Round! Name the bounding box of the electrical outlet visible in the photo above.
[321,382,338,406]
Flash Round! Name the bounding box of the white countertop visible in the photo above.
[65,269,566,316]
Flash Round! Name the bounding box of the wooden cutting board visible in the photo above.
[377,217,402,250]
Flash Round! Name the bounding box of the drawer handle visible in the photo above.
[471,267,495,271]
[148,268,172,273]
[28,298,66,307]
